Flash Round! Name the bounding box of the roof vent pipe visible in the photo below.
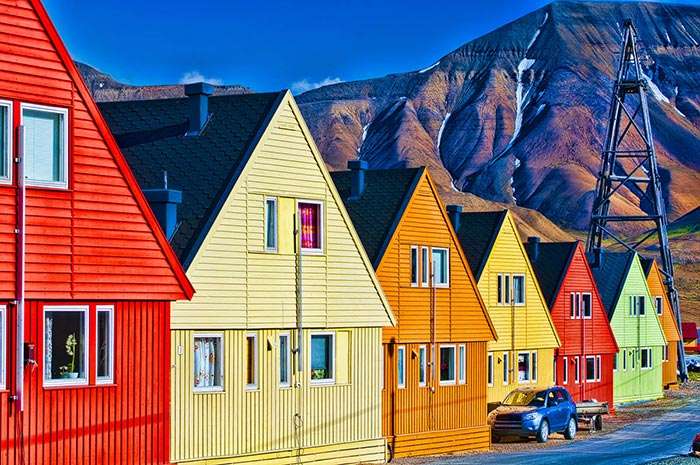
[143,171,182,241]
[184,82,214,136]
[527,236,541,262]
[446,205,463,231]
[348,160,368,199]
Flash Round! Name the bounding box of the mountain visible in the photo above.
[77,62,252,102]
[296,1,700,234]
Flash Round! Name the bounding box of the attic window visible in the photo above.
[0,101,11,183]
[655,296,663,315]
[22,104,68,189]
[298,201,323,252]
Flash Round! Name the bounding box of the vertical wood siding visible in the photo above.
[170,327,384,464]
[0,300,170,465]
[554,354,615,409]
[486,348,555,404]
[0,0,185,301]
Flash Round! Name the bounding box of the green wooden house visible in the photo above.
[587,251,666,404]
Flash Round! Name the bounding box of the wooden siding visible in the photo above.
[0,0,189,301]
[555,354,615,409]
[473,212,559,403]
[486,348,555,404]
[172,95,391,330]
[170,327,384,464]
[1,300,170,465]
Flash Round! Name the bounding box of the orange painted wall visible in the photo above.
[376,172,495,458]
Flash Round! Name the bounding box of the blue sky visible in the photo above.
[45,0,699,93]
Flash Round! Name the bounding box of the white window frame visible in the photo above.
[512,274,526,306]
[21,102,69,189]
[397,345,406,389]
[0,100,12,185]
[517,351,531,384]
[309,331,335,386]
[623,350,627,371]
[574,356,580,384]
[95,305,115,385]
[458,344,466,384]
[504,275,511,305]
[431,247,450,288]
[531,351,538,383]
[420,246,429,287]
[640,348,653,370]
[655,296,663,316]
[0,305,5,389]
[663,344,669,362]
[43,305,89,387]
[264,196,278,252]
[487,352,494,387]
[193,332,225,392]
[498,274,504,305]
[585,355,596,383]
[502,351,509,385]
[638,296,646,316]
[297,199,324,254]
[553,356,557,384]
[562,356,568,384]
[596,355,602,382]
[613,353,618,372]
[569,293,576,319]
[418,345,427,388]
[410,246,419,287]
[245,332,258,391]
[439,344,457,386]
[279,332,291,388]
[582,293,592,319]
[631,349,636,370]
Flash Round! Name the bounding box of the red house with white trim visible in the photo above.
[526,239,618,408]
[0,1,193,463]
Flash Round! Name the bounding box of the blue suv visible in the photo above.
[488,386,577,443]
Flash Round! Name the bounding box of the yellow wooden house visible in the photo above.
[100,87,395,465]
[448,209,561,404]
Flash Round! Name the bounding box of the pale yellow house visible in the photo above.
[100,86,395,464]
[449,209,561,404]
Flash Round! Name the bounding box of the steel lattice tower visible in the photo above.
[586,20,687,380]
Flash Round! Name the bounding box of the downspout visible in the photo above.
[14,125,25,412]
[294,212,304,463]
[582,294,586,400]
[429,255,436,430]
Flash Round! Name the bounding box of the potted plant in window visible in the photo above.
[59,333,79,379]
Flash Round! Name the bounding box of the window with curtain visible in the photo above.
[397,346,406,388]
[432,248,449,287]
[194,335,223,390]
[265,197,277,251]
[310,333,334,383]
[44,308,87,385]
[518,352,531,383]
[0,103,10,181]
[245,334,258,390]
[440,346,456,385]
[513,275,525,304]
[23,105,67,187]
[279,334,290,387]
[298,202,322,251]
[96,307,114,383]
[418,345,427,387]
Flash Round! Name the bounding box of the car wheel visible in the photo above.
[564,416,577,440]
[536,419,549,443]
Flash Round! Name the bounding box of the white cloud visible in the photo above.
[291,77,342,94]
[179,71,223,86]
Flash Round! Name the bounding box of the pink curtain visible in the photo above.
[300,204,318,249]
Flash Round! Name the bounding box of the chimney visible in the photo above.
[348,160,368,199]
[184,82,214,136]
[143,172,182,240]
[446,205,463,232]
[527,236,541,262]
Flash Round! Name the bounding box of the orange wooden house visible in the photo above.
[332,163,496,459]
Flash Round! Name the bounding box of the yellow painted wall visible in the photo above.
[171,328,385,464]
[475,212,560,403]
[486,348,556,404]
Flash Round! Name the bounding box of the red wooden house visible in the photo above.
[0,1,194,464]
[526,239,618,408]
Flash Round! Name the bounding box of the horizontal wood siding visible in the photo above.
[170,327,384,464]
[1,300,170,465]
[0,0,185,301]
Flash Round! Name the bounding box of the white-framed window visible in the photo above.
[502,352,509,385]
[279,333,291,388]
[439,345,456,385]
[245,333,258,390]
[432,247,450,288]
[0,101,12,184]
[0,305,5,389]
[663,344,669,362]
[458,344,466,384]
[623,350,627,371]
[487,353,494,387]
[585,355,596,382]
[641,348,652,370]
[531,351,538,383]
[298,200,323,253]
[513,274,525,305]
[562,356,568,384]
[569,293,576,319]
[264,197,278,252]
[419,345,427,387]
[631,295,645,316]
[96,305,114,384]
[410,246,419,287]
[193,333,224,391]
[574,356,580,384]
[498,274,504,305]
[504,275,511,304]
[397,345,406,389]
[43,306,89,386]
[655,296,663,316]
[421,247,429,287]
[582,293,592,319]
[310,332,334,385]
[21,103,69,189]
[613,353,618,372]
[553,356,557,384]
[596,355,602,382]
[631,349,636,370]
[518,352,531,383]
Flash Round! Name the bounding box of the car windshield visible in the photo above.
[502,390,547,407]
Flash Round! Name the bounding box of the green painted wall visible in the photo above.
[611,255,666,404]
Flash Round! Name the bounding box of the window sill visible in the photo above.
[310,380,335,387]
[43,383,109,390]
[194,388,225,394]
[301,249,325,256]
[439,381,456,386]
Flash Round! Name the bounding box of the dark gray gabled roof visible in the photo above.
[527,241,578,308]
[453,211,508,281]
[330,167,424,268]
[99,91,284,268]
[586,250,636,318]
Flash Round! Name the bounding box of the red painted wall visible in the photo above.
[550,243,618,407]
[1,300,170,465]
